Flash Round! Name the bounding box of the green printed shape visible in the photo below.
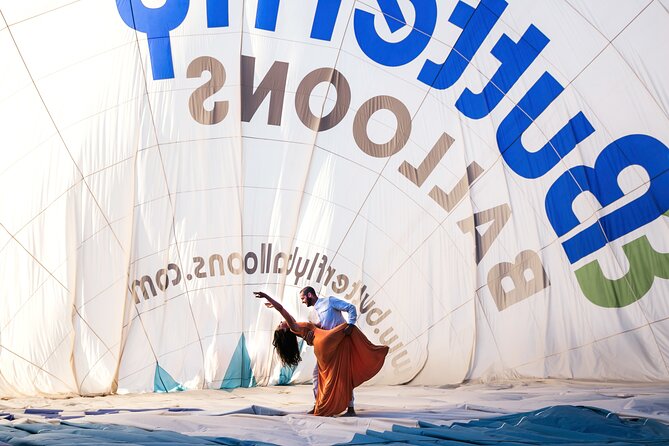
[154,363,184,393]
[220,334,257,389]
[576,235,669,308]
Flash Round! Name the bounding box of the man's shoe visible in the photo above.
[341,406,356,417]
[307,406,315,415]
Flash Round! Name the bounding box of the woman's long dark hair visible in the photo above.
[273,328,301,367]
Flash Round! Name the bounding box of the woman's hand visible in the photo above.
[253,291,269,300]
[253,291,298,332]
[254,291,275,308]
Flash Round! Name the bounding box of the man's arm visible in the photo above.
[329,296,357,334]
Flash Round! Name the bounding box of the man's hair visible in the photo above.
[300,286,316,297]
[273,329,302,367]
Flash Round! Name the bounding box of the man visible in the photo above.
[299,285,358,416]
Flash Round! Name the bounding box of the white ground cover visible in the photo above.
[2,380,668,445]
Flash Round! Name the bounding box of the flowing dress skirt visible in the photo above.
[295,322,389,416]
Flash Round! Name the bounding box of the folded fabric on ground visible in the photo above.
[0,422,278,446]
[1,405,668,446]
[2,383,669,445]
[340,405,669,445]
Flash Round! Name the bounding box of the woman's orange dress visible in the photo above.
[293,322,389,416]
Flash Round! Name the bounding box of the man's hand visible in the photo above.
[343,324,354,336]
[304,330,315,346]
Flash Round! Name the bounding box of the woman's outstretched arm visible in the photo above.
[253,291,299,331]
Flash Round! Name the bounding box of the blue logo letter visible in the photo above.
[354,0,436,67]
[496,72,595,179]
[418,0,507,90]
[456,25,549,119]
[546,134,669,263]
[116,0,190,80]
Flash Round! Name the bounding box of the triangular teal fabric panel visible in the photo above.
[278,340,304,385]
[153,363,184,393]
[220,334,256,389]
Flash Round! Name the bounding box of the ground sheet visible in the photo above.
[1,381,668,445]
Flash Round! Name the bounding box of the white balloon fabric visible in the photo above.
[1,0,668,397]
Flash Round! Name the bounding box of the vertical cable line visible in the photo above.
[291,5,357,298]
[234,1,359,386]
[232,0,247,389]
[120,3,205,391]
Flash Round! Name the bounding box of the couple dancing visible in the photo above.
[254,287,389,417]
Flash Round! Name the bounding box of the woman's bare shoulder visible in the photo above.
[291,321,314,334]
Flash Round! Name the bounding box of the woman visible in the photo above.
[254,291,389,417]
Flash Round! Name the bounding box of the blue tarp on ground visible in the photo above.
[0,422,278,446]
[1,405,668,445]
[340,405,669,445]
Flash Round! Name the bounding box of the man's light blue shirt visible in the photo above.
[309,296,358,330]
